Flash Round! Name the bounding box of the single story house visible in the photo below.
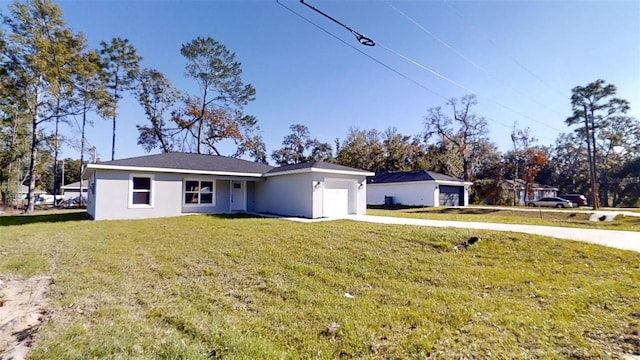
[60,180,89,201]
[502,179,558,205]
[82,153,373,221]
[366,170,473,207]
[15,185,46,203]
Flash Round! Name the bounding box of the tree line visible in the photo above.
[1,0,638,211]
[1,0,258,213]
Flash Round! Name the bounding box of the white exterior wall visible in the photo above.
[367,181,437,206]
[87,172,97,219]
[90,170,183,220]
[255,172,368,219]
[255,173,314,218]
[312,173,368,218]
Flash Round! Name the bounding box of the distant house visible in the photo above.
[82,153,373,221]
[502,179,558,205]
[60,180,89,201]
[366,170,473,207]
[16,185,46,202]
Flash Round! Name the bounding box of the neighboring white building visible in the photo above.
[60,180,89,201]
[82,153,373,221]
[502,179,558,205]
[15,185,46,203]
[367,170,473,207]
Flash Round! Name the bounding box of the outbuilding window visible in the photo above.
[129,174,154,207]
[184,179,215,205]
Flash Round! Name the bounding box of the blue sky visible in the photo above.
[10,0,640,162]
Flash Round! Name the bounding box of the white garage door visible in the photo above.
[323,180,352,217]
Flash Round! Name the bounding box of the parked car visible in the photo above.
[34,194,63,205]
[526,197,573,208]
[559,194,588,207]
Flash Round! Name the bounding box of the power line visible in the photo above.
[387,2,486,73]
[290,0,565,132]
[275,1,555,139]
[442,0,566,98]
[376,41,566,132]
[388,2,568,120]
[275,0,447,101]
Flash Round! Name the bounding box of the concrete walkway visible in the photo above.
[344,215,640,253]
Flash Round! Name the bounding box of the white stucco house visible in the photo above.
[60,180,89,201]
[366,170,473,207]
[82,153,373,220]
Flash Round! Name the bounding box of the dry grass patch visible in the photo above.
[0,214,639,359]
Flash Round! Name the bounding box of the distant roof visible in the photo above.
[61,180,89,190]
[265,161,372,175]
[503,179,558,191]
[85,153,274,176]
[367,170,469,184]
[19,185,47,194]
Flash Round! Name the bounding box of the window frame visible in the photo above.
[129,174,154,208]
[183,178,216,207]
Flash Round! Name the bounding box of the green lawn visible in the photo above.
[367,207,640,232]
[1,213,639,359]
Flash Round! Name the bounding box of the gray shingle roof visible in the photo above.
[367,170,466,184]
[96,153,274,174]
[265,161,371,174]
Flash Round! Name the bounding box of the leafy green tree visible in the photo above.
[271,124,332,165]
[566,79,630,208]
[135,68,181,153]
[100,37,142,160]
[546,133,590,195]
[173,36,256,155]
[381,127,427,172]
[0,110,30,208]
[423,94,489,181]
[69,50,112,203]
[335,128,384,172]
[2,0,86,213]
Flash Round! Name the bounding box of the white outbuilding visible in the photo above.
[367,170,473,207]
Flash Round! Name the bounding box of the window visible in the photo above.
[130,174,153,207]
[184,180,214,205]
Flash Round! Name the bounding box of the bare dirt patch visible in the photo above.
[0,275,52,360]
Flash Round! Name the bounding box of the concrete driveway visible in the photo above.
[345,215,640,253]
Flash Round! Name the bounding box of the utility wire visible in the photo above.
[289,0,564,132]
[442,0,566,98]
[277,0,571,140]
[276,0,446,101]
[299,0,375,46]
[376,41,565,132]
[276,0,515,132]
[388,2,567,120]
[388,2,486,73]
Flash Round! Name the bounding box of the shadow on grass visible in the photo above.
[368,205,500,215]
[204,213,267,220]
[0,211,88,227]
[418,208,500,215]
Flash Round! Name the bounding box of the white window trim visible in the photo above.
[183,178,216,207]
[129,173,154,208]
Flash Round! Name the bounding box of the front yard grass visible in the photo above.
[1,214,639,359]
[368,207,640,232]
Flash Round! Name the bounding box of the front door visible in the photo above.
[230,181,246,211]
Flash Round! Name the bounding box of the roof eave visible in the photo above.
[83,163,265,178]
[264,167,374,177]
